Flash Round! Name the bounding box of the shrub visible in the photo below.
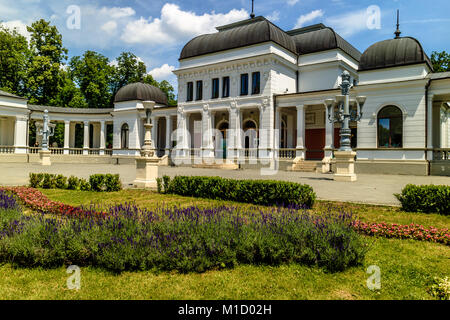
[395,184,450,214]
[29,173,44,188]
[167,176,316,207]
[54,174,67,189]
[67,176,80,190]
[89,174,107,192]
[156,178,162,193]
[103,174,122,192]
[429,277,450,300]
[41,174,56,189]
[79,179,91,191]
[162,175,171,193]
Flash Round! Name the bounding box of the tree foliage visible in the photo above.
[0,19,177,108]
[431,51,450,72]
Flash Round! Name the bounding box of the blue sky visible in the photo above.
[1,0,450,89]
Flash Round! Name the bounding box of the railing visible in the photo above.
[190,148,202,157]
[50,148,64,155]
[433,148,450,160]
[244,148,259,158]
[278,148,296,159]
[104,149,113,156]
[0,146,15,153]
[69,148,84,155]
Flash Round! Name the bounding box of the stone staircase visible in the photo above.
[289,160,320,172]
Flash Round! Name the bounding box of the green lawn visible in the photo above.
[0,189,449,300]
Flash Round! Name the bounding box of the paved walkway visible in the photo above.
[0,163,449,206]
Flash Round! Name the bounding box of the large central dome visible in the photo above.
[114,82,168,105]
[180,16,297,60]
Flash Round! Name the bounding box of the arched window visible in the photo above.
[377,106,403,148]
[121,123,129,149]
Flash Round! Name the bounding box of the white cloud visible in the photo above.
[0,20,31,41]
[325,9,369,37]
[287,0,299,5]
[267,11,280,22]
[294,9,324,28]
[101,21,118,34]
[148,64,176,81]
[121,3,248,44]
[99,7,136,19]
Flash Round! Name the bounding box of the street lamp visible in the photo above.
[36,110,55,151]
[324,71,366,181]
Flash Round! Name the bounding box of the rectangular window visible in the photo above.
[240,73,249,96]
[252,72,260,95]
[196,81,203,101]
[212,78,219,99]
[222,76,230,98]
[186,82,193,102]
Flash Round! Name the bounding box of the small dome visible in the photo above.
[180,16,297,60]
[359,37,432,71]
[114,82,168,105]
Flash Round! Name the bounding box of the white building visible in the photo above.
[0,16,449,175]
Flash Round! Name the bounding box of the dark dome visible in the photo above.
[114,82,168,105]
[180,16,297,60]
[359,37,432,71]
[288,25,361,61]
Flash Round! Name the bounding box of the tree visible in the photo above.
[70,51,114,109]
[0,25,30,95]
[431,51,450,72]
[112,52,147,93]
[157,79,177,106]
[50,69,88,108]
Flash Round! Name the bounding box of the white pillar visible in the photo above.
[14,115,28,154]
[165,116,172,155]
[83,120,89,155]
[324,103,334,156]
[202,106,214,159]
[99,120,105,155]
[151,116,158,151]
[295,105,305,161]
[274,108,281,158]
[64,120,70,154]
[427,95,434,160]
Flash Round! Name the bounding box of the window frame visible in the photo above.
[251,72,260,95]
[186,82,193,102]
[377,105,403,148]
[211,78,220,99]
[120,123,129,150]
[222,76,230,98]
[195,80,203,101]
[240,73,249,96]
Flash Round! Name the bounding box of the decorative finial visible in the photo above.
[250,0,255,19]
[394,9,401,39]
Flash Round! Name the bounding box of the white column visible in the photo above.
[295,105,305,161]
[176,110,188,159]
[151,116,158,150]
[63,120,70,154]
[14,115,28,154]
[426,95,434,160]
[274,108,281,158]
[447,109,450,148]
[83,120,89,155]
[99,120,105,155]
[202,107,214,159]
[324,103,334,157]
[165,116,172,155]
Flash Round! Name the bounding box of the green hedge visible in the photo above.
[166,176,316,207]
[29,173,122,192]
[395,184,450,214]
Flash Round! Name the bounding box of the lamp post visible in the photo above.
[325,71,366,181]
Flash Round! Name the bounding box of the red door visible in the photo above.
[305,128,325,160]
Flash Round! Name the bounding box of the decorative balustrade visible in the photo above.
[278,148,296,159]
[244,148,259,159]
[0,146,15,153]
[433,148,450,160]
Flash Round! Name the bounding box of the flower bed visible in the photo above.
[0,187,104,219]
[353,221,449,245]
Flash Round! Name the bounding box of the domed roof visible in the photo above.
[288,24,361,61]
[359,37,432,71]
[180,16,297,60]
[114,82,168,105]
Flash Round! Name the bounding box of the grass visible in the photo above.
[0,188,449,300]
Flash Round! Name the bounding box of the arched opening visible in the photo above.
[243,119,258,149]
[217,121,229,159]
[280,119,287,148]
[121,123,129,149]
[377,105,403,148]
